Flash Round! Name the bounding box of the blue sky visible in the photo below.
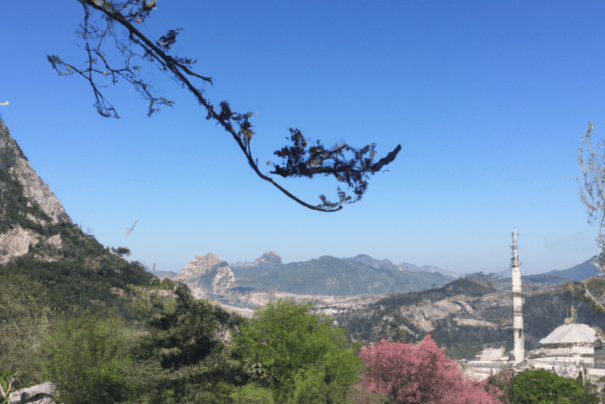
[1,1,605,276]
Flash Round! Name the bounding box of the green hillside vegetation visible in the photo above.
[2,157,605,401]
[586,276,605,300]
[4,234,605,402]
[0,180,401,404]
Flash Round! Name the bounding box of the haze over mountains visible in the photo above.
[149,252,464,280]
[147,250,603,288]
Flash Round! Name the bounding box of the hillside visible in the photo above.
[309,275,605,363]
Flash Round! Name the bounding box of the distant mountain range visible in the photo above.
[146,270,178,279]
[339,254,464,279]
[468,255,603,281]
[147,253,605,286]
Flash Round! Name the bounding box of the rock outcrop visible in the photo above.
[0,117,74,265]
[173,253,223,282]
[174,253,235,296]
[250,251,282,268]
[0,118,71,226]
[7,381,58,404]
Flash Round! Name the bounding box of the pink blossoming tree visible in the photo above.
[350,333,507,404]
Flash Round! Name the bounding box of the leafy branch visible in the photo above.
[48,0,402,212]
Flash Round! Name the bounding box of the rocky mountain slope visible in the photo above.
[0,118,75,265]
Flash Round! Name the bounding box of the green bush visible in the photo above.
[511,368,599,404]
[229,382,275,404]
[36,306,144,404]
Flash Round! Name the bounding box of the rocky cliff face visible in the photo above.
[173,253,236,296]
[0,118,71,226]
[0,117,74,265]
[173,253,223,282]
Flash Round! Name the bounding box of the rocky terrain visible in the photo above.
[0,118,75,265]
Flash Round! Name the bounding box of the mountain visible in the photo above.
[300,274,605,363]
[403,263,464,279]
[540,255,603,281]
[251,250,282,267]
[488,268,513,279]
[0,118,75,265]
[0,117,244,399]
[340,254,399,271]
[229,260,254,268]
[147,270,178,279]
[178,252,458,315]
[484,255,603,282]
[172,253,236,298]
[340,254,464,279]
[229,251,282,271]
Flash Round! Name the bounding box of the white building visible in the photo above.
[462,228,605,399]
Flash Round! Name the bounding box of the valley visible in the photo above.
[165,251,605,361]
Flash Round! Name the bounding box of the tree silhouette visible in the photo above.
[48,0,401,212]
[577,122,605,275]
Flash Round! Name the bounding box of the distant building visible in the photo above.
[461,228,605,401]
[526,323,605,372]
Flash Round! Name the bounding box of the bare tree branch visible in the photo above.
[49,0,401,212]
[576,122,605,274]
[125,219,139,235]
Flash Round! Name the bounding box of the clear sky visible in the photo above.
[2,1,605,276]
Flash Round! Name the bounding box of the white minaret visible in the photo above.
[511,227,525,364]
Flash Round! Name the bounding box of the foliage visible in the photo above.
[352,334,506,404]
[0,368,16,404]
[483,369,515,404]
[561,281,605,317]
[0,168,53,236]
[45,0,401,212]
[577,122,605,273]
[0,240,191,395]
[510,368,599,404]
[229,381,275,404]
[130,283,246,370]
[585,276,605,300]
[434,333,484,362]
[35,306,144,404]
[228,297,368,404]
[122,283,252,403]
[0,270,65,390]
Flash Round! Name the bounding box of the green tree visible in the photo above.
[124,283,250,403]
[48,0,401,212]
[510,368,599,404]
[0,271,63,393]
[129,283,244,371]
[228,297,370,404]
[35,305,145,404]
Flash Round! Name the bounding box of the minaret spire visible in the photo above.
[511,227,525,364]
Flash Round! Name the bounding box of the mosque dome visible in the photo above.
[539,324,605,346]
